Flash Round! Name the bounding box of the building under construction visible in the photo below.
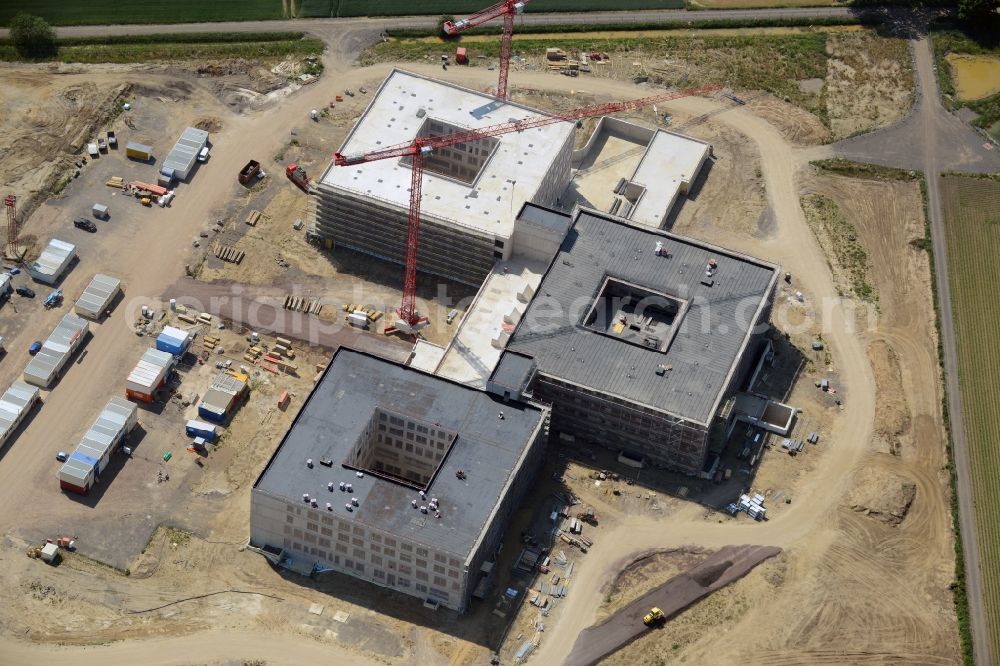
[503,208,779,474]
[250,348,548,612]
[314,69,575,286]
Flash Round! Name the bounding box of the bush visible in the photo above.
[10,12,56,58]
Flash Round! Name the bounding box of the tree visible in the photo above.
[958,0,999,24]
[9,13,57,59]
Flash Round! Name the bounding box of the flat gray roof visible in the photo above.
[507,209,778,425]
[516,202,573,237]
[254,348,545,558]
[490,352,535,392]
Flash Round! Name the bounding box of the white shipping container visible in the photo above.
[75,274,121,320]
[23,313,89,388]
[59,396,137,490]
[126,348,174,396]
[0,381,39,448]
[28,239,76,285]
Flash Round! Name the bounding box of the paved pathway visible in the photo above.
[834,37,997,666]
[0,7,863,40]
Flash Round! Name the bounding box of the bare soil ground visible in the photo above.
[193,90,479,347]
[0,48,957,666]
[824,31,914,140]
[567,545,782,666]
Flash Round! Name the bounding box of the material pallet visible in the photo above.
[214,245,245,264]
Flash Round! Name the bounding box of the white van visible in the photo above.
[197,146,210,162]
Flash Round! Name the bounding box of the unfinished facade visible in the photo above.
[250,348,549,612]
[506,209,778,474]
[315,69,575,286]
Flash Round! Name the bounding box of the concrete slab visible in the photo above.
[436,257,547,388]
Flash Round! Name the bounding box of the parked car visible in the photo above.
[56,451,68,463]
[98,137,107,152]
[15,286,35,298]
[29,340,42,355]
[73,217,97,233]
[197,146,210,163]
[8,267,19,276]
[106,130,117,147]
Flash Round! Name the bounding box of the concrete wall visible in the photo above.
[314,186,496,286]
[251,489,473,611]
[531,375,708,474]
[461,410,548,610]
[249,408,550,613]
[572,116,656,169]
[511,216,566,264]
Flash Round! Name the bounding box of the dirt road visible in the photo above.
[0,629,381,666]
[566,545,781,666]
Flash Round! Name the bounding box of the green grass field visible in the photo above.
[0,0,685,25]
[0,1,286,26]
[0,32,323,63]
[940,174,1000,662]
[364,32,828,105]
[314,0,684,17]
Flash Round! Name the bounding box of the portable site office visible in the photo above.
[28,239,76,285]
[74,274,121,320]
[23,313,89,388]
[161,127,209,182]
[58,396,137,495]
[0,381,39,449]
[125,348,174,402]
[198,372,248,423]
[155,326,193,357]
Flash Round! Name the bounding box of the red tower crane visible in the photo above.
[443,0,531,100]
[4,194,18,258]
[334,84,721,333]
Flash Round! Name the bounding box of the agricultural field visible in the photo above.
[304,0,684,17]
[0,0,688,24]
[0,0,286,26]
[687,0,841,7]
[940,173,1000,660]
[0,33,323,64]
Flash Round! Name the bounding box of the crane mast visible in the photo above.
[443,0,530,100]
[333,84,722,332]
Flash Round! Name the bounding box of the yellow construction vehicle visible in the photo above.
[643,607,665,626]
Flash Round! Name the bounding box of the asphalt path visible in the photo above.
[833,37,996,666]
[0,7,861,40]
[565,545,782,665]
[912,37,993,666]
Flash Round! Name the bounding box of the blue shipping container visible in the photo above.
[185,419,218,442]
[197,404,227,423]
[156,326,191,357]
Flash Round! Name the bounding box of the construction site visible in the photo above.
[0,1,979,665]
